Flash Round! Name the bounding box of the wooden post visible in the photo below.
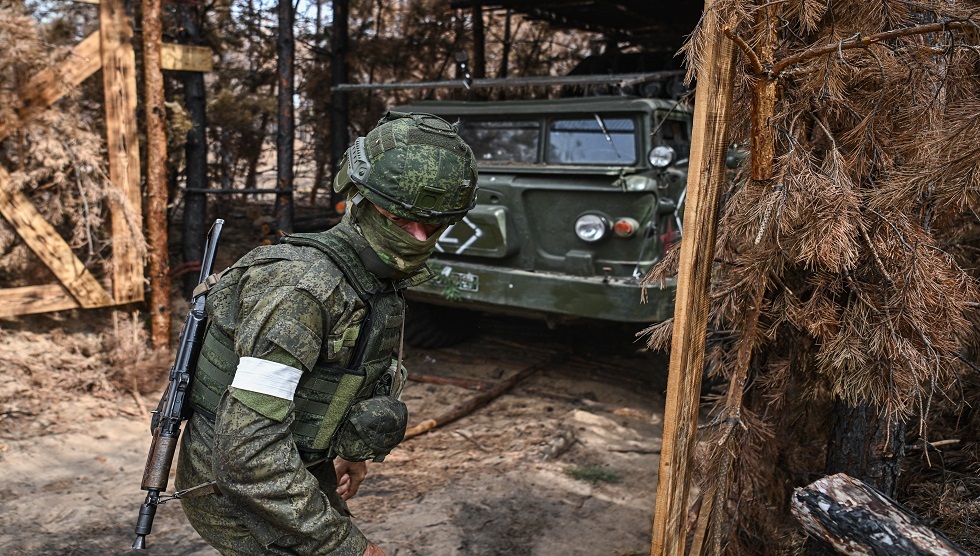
[650,7,737,556]
[142,0,170,349]
[100,0,144,304]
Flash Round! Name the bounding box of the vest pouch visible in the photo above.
[334,396,408,462]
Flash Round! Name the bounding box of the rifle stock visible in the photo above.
[132,219,224,550]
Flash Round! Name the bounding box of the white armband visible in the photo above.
[231,357,303,400]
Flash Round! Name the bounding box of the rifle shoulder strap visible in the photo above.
[191,268,229,299]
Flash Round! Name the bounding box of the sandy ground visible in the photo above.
[0,315,669,556]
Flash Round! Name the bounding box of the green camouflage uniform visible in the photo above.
[176,111,476,556]
[176,220,424,555]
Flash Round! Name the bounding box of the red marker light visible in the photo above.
[613,218,639,238]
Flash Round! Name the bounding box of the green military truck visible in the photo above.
[395,96,693,347]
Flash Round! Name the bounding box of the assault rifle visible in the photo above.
[131,219,224,550]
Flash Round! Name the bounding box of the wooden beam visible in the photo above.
[0,284,81,318]
[0,32,102,144]
[160,43,213,72]
[100,0,144,304]
[0,167,113,308]
[650,7,738,556]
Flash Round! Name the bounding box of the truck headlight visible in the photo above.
[574,214,608,242]
[648,145,676,168]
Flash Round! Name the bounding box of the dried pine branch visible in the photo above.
[649,1,980,553]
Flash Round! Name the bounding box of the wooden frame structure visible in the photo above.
[0,0,143,318]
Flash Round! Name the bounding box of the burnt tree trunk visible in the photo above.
[243,100,271,194]
[328,0,350,214]
[176,3,209,296]
[218,127,233,191]
[275,0,295,234]
[807,401,907,555]
[471,4,486,79]
[499,9,511,80]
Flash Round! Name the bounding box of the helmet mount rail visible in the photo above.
[348,170,476,219]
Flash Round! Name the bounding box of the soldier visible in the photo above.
[175,112,477,556]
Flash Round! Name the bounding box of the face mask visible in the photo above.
[352,202,445,276]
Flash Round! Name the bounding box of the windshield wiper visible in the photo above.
[594,114,622,159]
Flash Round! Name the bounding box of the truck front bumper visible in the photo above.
[407,261,677,324]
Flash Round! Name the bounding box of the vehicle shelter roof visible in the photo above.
[450,0,702,51]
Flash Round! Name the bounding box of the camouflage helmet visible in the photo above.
[334,111,478,226]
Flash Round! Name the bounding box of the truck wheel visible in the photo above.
[404,302,479,348]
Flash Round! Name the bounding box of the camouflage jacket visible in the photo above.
[175,221,426,555]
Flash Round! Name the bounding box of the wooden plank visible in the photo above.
[792,473,970,555]
[100,0,144,304]
[0,32,102,143]
[650,6,738,556]
[160,43,213,72]
[0,167,113,308]
[0,284,81,318]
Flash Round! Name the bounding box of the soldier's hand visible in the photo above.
[364,542,386,556]
[334,457,368,501]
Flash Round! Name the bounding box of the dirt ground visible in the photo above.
[0,308,669,556]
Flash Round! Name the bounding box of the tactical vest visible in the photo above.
[188,229,411,460]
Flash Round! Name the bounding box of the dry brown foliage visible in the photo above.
[0,4,143,288]
[646,1,980,552]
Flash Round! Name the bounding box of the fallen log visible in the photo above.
[791,473,969,555]
[404,353,567,440]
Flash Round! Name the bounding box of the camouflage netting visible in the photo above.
[643,1,980,553]
[0,4,120,289]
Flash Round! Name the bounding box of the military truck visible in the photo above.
[394,96,693,347]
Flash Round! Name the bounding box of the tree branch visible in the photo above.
[771,20,975,77]
[723,27,764,74]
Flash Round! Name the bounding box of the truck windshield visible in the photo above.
[456,120,540,163]
[454,115,639,166]
[546,117,636,165]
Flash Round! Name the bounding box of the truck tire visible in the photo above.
[404,302,479,348]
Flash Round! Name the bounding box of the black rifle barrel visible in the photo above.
[132,219,224,550]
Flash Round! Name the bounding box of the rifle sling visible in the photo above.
[191,269,228,299]
[171,480,220,500]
